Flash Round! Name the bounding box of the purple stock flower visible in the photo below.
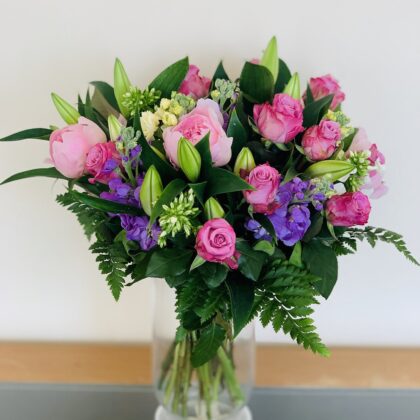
[100,176,143,207]
[102,158,119,174]
[244,219,272,241]
[119,214,160,251]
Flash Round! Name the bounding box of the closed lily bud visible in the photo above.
[304,160,355,182]
[234,147,256,177]
[177,137,201,182]
[260,36,279,82]
[108,115,123,140]
[114,58,131,118]
[150,145,167,161]
[51,93,80,125]
[283,73,301,99]
[204,197,225,220]
[139,165,163,216]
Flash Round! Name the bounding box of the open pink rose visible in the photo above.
[302,120,341,161]
[306,74,345,110]
[326,191,371,227]
[85,142,121,184]
[244,164,281,214]
[253,93,304,144]
[49,117,107,178]
[195,218,239,269]
[163,99,232,167]
[179,65,211,100]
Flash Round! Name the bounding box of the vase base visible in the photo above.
[154,405,252,420]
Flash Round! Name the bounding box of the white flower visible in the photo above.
[140,111,159,140]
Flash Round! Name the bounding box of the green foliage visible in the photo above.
[274,59,292,93]
[191,323,226,368]
[1,167,67,185]
[0,128,52,142]
[206,168,252,196]
[303,94,334,127]
[56,192,107,240]
[236,240,267,281]
[212,61,230,83]
[239,61,274,103]
[227,109,248,162]
[146,248,194,278]
[90,81,119,110]
[255,260,330,357]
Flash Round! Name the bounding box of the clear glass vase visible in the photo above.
[153,279,255,420]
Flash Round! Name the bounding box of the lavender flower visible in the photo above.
[100,176,143,207]
[244,219,272,241]
[119,214,160,251]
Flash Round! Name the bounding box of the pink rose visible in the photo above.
[253,93,304,144]
[326,191,371,227]
[49,117,107,178]
[163,99,232,167]
[179,65,211,100]
[244,164,281,214]
[195,218,240,269]
[302,120,341,161]
[85,142,121,184]
[306,74,345,110]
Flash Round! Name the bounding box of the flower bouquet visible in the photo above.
[1,37,418,420]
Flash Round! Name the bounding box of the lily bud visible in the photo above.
[260,36,279,82]
[304,160,355,182]
[51,93,80,125]
[139,165,163,216]
[234,147,256,177]
[107,115,123,140]
[114,58,131,118]
[204,197,225,220]
[177,137,201,182]
[150,145,167,161]
[283,72,301,99]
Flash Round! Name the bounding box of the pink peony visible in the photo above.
[179,65,211,100]
[326,191,371,227]
[195,218,240,269]
[163,99,232,167]
[244,164,281,214]
[307,74,345,110]
[253,93,304,144]
[49,117,107,178]
[302,120,341,161]
[85,142,121,184]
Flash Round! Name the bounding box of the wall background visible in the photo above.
[0,0,419,345]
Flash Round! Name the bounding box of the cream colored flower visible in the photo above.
[140,111,159,140]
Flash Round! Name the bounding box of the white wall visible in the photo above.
[0,0,419,346]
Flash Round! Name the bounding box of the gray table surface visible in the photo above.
[0,383,419,420]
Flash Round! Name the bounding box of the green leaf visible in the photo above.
[0,128,52,142]
[226,273,255,337]
[206,168,252,196]
[303,213,324,242]
[303,95,334,127]
[71,191,140,215]
[274,59,292,93]
[212,61,229,83]
[191,323,226,368]
[289,241,303,267]
[149,57,189,98]
[302,240,338,299]
[197,262,228,288]
[253,214,277,243]
[342,128,359,152]
[189,181,207,206]
[227,109,248,161]
[195,133,212,177]
[260,36,279,82]
[253,240,275,255]
[146,248,193,278]
[149,178,186,225]
[239,62,274,103]
[305,84,315,105]
[1,167,67,185]
[190,255,206,271]
[236,240,267,281]
[90,81,119,110]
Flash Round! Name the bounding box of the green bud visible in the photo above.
[283,72,301,99]
[304,160,355,182]
[234,147,256,176]
[107,115,122,140]
[150,145,167,161]
[177,138,201,182]
[260,36,279,82]
[114,58,131,118]
[139,165,163,216]
[204,197,225,220]
[51,93,80,125]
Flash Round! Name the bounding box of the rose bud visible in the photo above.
[107,115,123,141]
[114,58,131,117]
[306,74,345,110]
[51,93,80,125]
[302,120,341,161]
[304,160,355,182]
[234,147,256,177]
[179,65,211,100]
[177,137,201,182]
[326,191,371,227]
[204,197,225,220]
[139,165,163,216]
[283,72,301,100]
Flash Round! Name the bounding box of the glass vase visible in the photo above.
[153,279,255,420]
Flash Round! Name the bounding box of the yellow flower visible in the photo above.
[140,111,159,140]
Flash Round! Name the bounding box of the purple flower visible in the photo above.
[102,158,119,174]
[100,177,143,207]
[268,204,311,246]
[244,219,272,241]
[119,214,160,251]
